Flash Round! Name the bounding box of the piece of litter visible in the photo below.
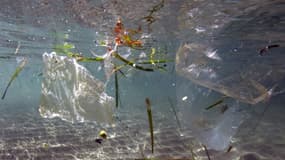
[182,96,188,101]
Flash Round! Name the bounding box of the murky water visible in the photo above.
[0,0,284,159]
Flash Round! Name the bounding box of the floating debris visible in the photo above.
[205,96,227,110]
[114,18,143,49]
[182,96,188,101]
[95,138,103,144]
[99,130,107,139]
[259,44,280,55]
[2,58,27,99]
[113,52,154,72]
[168,97,181,130]
[202,144,211,160]
[145,98,154,153]
[220,104,229,114]
[142,0,165,31]
[226,145,233,153]
[14,41,21,55]
[115,69,119,108]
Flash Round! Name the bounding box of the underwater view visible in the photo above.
[0,0,285,159]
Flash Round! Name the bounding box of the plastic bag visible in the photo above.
[39,52,115,124]
[176,43,281,105]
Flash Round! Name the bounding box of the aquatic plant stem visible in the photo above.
[145,98,154,153]
[112,52,154,72]
[168,97,181,130]
[115,69,119,108]
[2,58,27,99]
[202,144,211,160]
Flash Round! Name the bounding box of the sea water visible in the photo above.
[0,0,284,159]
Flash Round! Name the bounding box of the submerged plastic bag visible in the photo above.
[176,43,282,105]
[176,42,284,150]
[39,52,115,124]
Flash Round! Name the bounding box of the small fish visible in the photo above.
[2,58,27,99]
[145,98,154,153]
[259,44,280,55]
[220,104,229,114]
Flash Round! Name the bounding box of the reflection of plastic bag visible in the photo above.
[176,43,280,105]
[39,52,115,124]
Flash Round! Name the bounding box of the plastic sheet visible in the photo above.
[175,43,282,105]
[39,52,115,124]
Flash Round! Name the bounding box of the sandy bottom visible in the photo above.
[0,102,284,160]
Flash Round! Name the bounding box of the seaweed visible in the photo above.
[226,145,233,153]
[259,44,280,55]
[51,19,172,112]
[14,41,21,55]
[112,52,154,72]
[168,97,181,130]
[114,68,119,108]
[2,58,27,99]
[202,144,211,160]
[145,98,154,154]
[205,96,227,110]
[220,104,229,114]
[142,0,165,31]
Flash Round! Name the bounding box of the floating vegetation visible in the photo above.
[2,58,27,100]
[205,96,227,110]
[202,144,211,160]
[259,44,280,55]
[114,18,143,49]
[226,145,233,153]
[53,43,104,62]
[51,19,172,112]
[142,0,165,31]
[114,68,119,108]
[220,104,229,114]
[187,142,197,160]
[99,130,107,139]
[145,98,154,154]
[112,52,154,72]
[168,97,181,130]
[14,41,21,55]
[95,138,103,144]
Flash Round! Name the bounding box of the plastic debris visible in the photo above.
[39,52,115,124]
[176,43,281,105]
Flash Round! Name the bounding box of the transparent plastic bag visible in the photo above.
[175,42,284,150]
[39,52,115,124]
[176,43,281,105]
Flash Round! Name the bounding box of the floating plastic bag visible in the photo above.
[176,76,247,150]
[175,43,282,105]
[39,52,115,124]
[175,41,284,150]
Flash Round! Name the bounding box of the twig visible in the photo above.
[202,144,211,160]
[14,41,21,55]
[145,98,154,153]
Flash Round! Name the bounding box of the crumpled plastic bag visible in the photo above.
[39,52,115,124]
[175,42,284,150]
[176,43,281,105]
